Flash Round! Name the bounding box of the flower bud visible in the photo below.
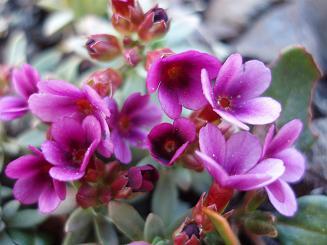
[174,218,201,245]
[127,164,159,192]
[86,34,121,61]
[138,7,169,42]
[145,48,174,71]
[124,47,141,67]
[86,68,122,97]
[111,0,135,17]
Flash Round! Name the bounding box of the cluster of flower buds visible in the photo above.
[85,0,169,65]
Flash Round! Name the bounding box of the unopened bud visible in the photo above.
[86,68,122,97]
[124,47,141,67]
[111,0,135,17]
[138,7,169,42]
[86,34,121,61]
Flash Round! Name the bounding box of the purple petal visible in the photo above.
[214,53,242,95]
[41,141,70,166]
[199,123,225,165]
[131,103,162,128]
[262,124,275,157]
[53,180,66,200]
[146,59,162,93]
[128,167,142,190]
[0,96,28,120]
[227,60,271,100]
[234,97,281,125]
[173,118,196,142]
[106,97,119,127]
[214,109,249,130]
[50,166,85,181]
[5,155,42,179]
[201,69,216,107]
[265,180,297,216]
[225,131,262,175]
[158,83,182,119]
[13,174,47,204]
[80,140,99,172]
[169,142,189,166]
[112,129,132,164]
[12,64,39,99]
[121,93,149,116]
[37,80,83,98]
[84,85,110,117]
[82,115,101,144]
[51,117,85,151]
[276,148,305,183]
[266,119,303,156]
[38,183,61,213]
[29,94,78,122]
[195,151,228,186]
[126,128,147,147]
[225,158,284,190]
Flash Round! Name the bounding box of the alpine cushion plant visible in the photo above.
[0,0,316,243]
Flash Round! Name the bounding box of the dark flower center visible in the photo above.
[182,222,200,239]
[76,99,94,115]
[167,65,183,80]
[72,148,87,164]
[218,97,231,109]
[41,162,52,174]
[119,115,130,132]
[164,139,177,153]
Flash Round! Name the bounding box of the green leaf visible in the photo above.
[7,209,47,228]
[64,208,93,232]
[0,145,4,173]
[144,213,165,242]
[93,215,119,245]
[17,129,45,148]
[2,200,20,222]
[151,171,178,225]
[0,231,15,245]
[268,46,321,150]
[43,10,74,36]
[31,49,62,75]
[55,56,81,82]
[5,32,27,65]
[0,186,12,200]
[108,201,145,241]
[277,195,327,245]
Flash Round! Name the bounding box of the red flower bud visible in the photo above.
[138,7,169,42]
[127,164,159,192]
[124,47,141,67]
[86,68,122,97]
[174,218,201,245]
[145,48,174,71]
[76,182,99,208]
[86,34,121,61]
[111,0,135,17]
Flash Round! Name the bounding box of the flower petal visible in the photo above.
[84,85,110,117]
[12,64,39,99]
[53,179,66,200]
[38,182,61,213]
[234,97,281,125]
[195,151,228,185]
[225,131,261,175]
[146,59,162,93]
[5,155,42,179]
[262,124,275,157]
[276,148,305,183]
[158,83,182,119]
[0,96,28,120]
[169,142,189,166]
[201,69,216,107]
[41,141,70,166]
[112,129,132,164]
[214,109,249,130]
[265,180,297,216]
[37,80,82,98]
[266,119,303,156]
[173,118,196,142]
[50,166,85,181]
[199,123,225,165]
[82,115,101,144]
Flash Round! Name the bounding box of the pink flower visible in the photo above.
[196,123,285,190]
[107,93,161,163]
[5,146,66,213]
[262,119,305,216]
[28,79,112,157]
[201,53,281,130]
[41,116,101,181]
[0,64,40,120]
[146,50,221,119]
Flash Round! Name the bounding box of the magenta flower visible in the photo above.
[5,146,66,213]
[107,93,161,163]
[41,116,101,181]
[127,164,159,192]
[0,64,40,120]
[146,50,221,119]
[201,53,281,130]
[262,119,305,216]
[196,123,285,190]
[28,80,112,157]
[148,118,196,166]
